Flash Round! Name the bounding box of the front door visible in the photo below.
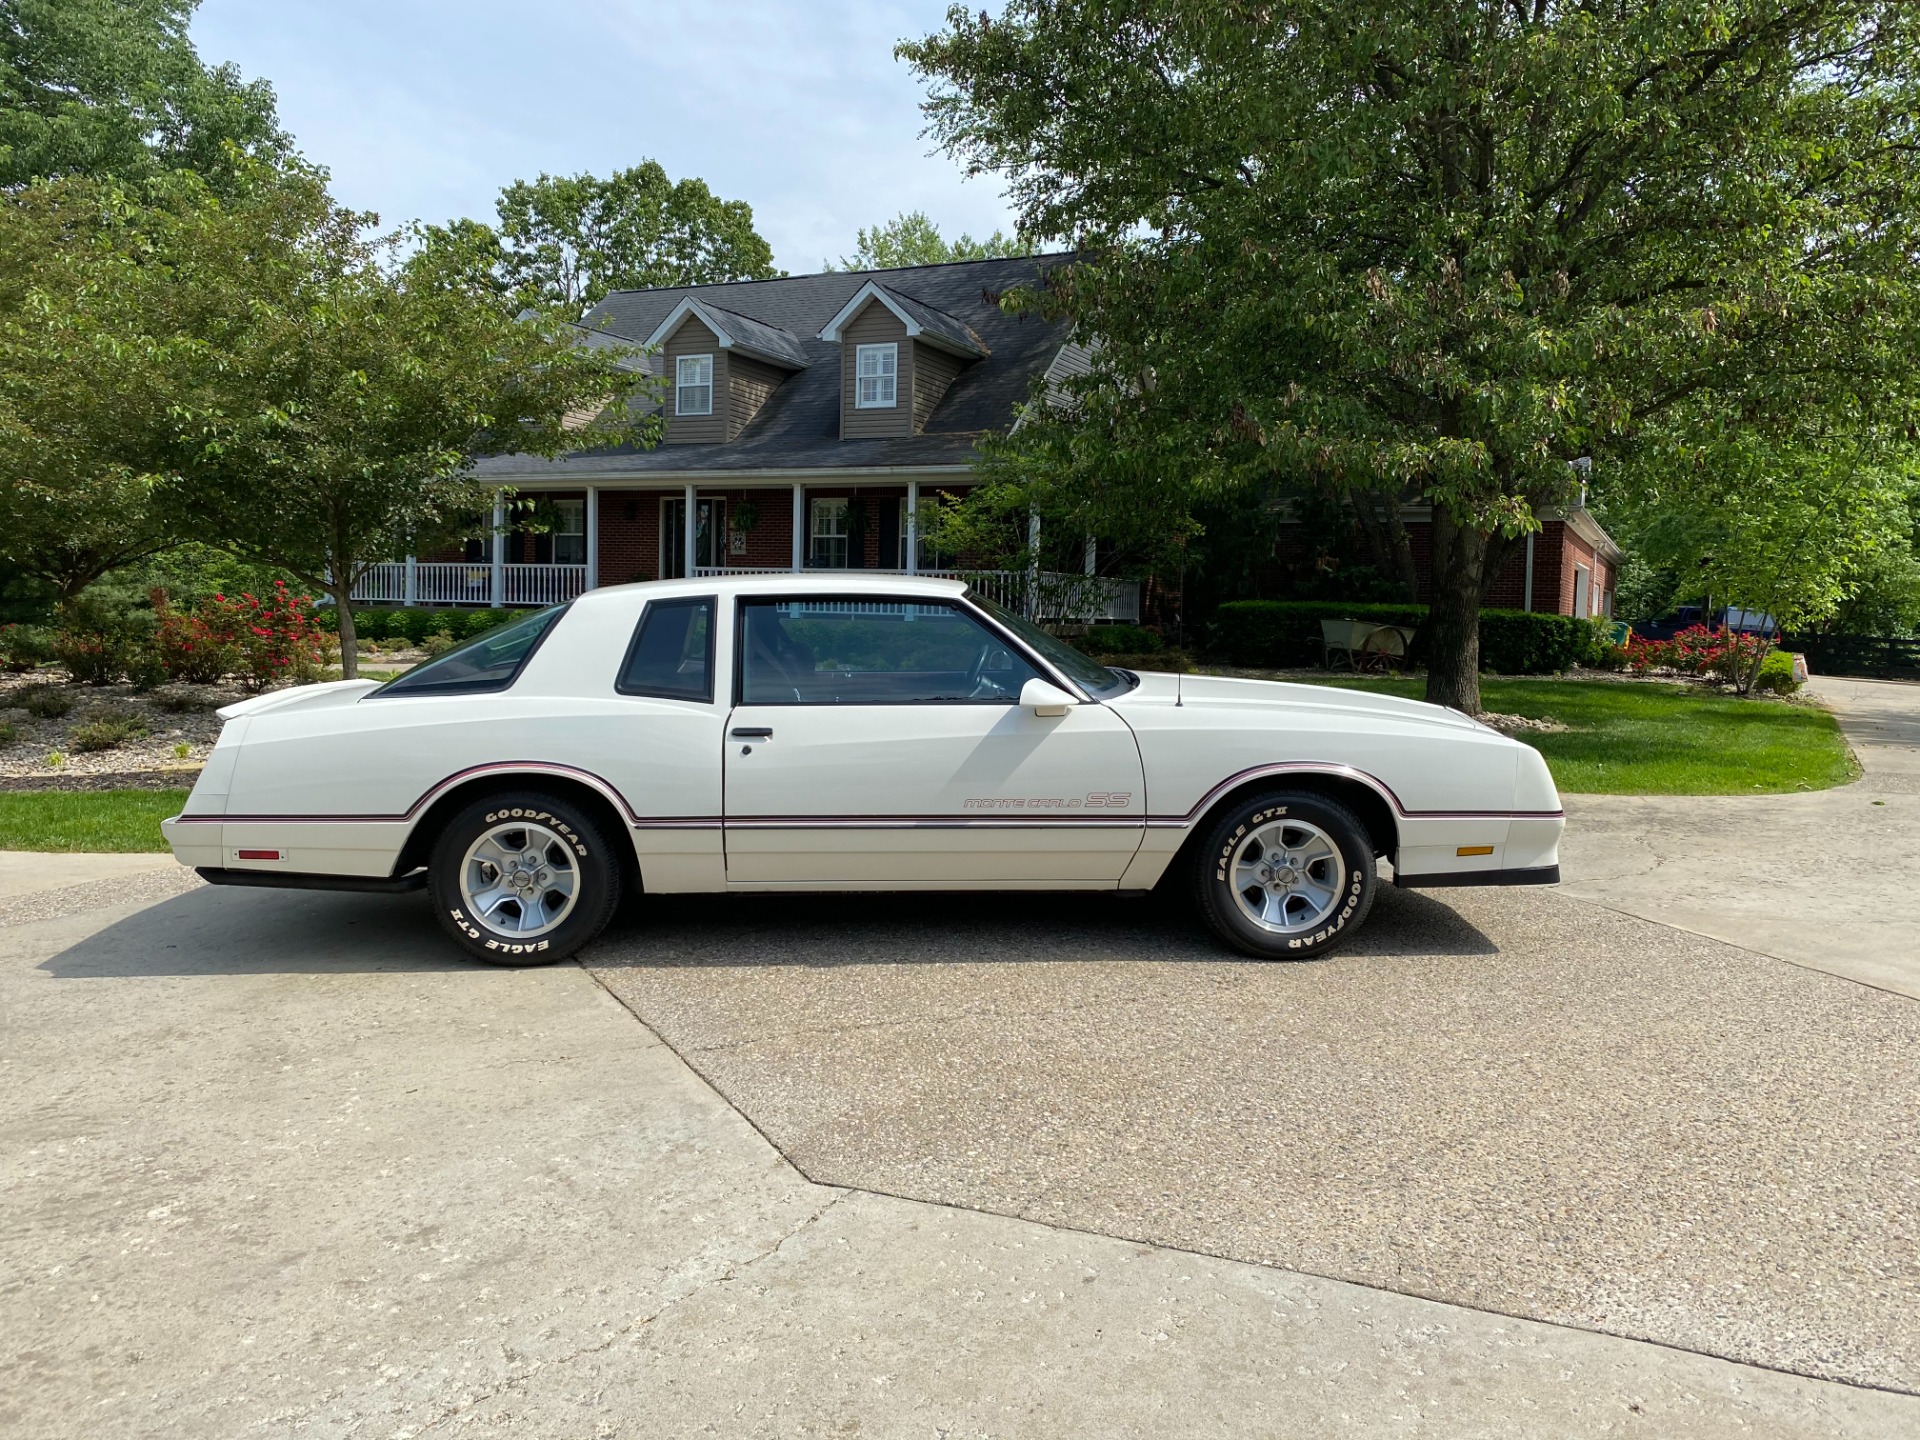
[661,497,725,578]
[723,596,1144,887]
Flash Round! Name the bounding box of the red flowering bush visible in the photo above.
[151,589,240,685]
[1624,625,1769,685]
[196,582,334,690]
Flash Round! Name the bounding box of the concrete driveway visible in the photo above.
[1558,676,1920,998]
[3,678,1917,1437]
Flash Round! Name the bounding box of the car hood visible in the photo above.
[1110,670,1493,734]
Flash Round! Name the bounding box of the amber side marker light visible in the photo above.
[1456,845,1495,857]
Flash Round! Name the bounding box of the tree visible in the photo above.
[149,172,659,676]
[0,0,290,192]
[1620,429,1913,689]
[832,209,1027,270]
[471,161,779,314]
[0,175,198,598]
[901,2,1920,711]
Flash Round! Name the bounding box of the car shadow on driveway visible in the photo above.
[592,882,1498,970]
[37,883,465,978]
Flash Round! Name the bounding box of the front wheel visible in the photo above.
[1191,790,1376,960]
[429,790,622,965]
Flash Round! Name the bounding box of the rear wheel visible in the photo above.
[1191,790,1376,960]
[429,790,621,965]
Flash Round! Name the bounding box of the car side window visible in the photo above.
[738,598,1040,705]
[618,596,715,701]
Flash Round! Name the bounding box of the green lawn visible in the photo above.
[0,789,187,852]
[1293,676,1856,794]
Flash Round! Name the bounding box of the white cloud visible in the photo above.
[191,0,1015,273]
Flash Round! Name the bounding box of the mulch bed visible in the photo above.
[0,767,202,793]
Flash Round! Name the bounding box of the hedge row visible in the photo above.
[1211,600,1608,674]
[350,607,538,645]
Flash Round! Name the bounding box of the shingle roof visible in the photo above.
[478,253,1074,480]
[645,297,812,369]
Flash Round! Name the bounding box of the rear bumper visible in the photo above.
[195,867,427,895]
[1395,864,1559,889]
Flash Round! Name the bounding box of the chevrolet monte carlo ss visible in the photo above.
[161,574,1563,964]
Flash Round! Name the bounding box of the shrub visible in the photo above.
[151,683,223,712]
[151,590,241,685]
[420,630,458,656]
[54,587,155,684]
[1079,623,1162,656]
[1754,649,1806,695]
[0,720,14,746]
[70,702,148,752]
[1624,625,1768,684]
[14,683,75,719]
[0,624,56,672]
[198,582,334,690]
[1209,600,1599,675]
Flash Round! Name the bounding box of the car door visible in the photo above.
[722,595,1144,887]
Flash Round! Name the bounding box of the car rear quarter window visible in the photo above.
[617,596,715,701]
[370,606,565,697]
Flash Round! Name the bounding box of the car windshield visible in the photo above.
[970,596,1131,699]
[370,605,566,697]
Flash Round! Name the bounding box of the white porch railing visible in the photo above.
[353,562,1137,624]
[351,562,586,608]
[691,566,1138,622]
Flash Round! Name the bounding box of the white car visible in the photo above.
[161,575,1563,964]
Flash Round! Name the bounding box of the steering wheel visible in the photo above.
[965,641,1010,700]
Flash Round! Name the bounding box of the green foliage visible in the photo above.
[53,584,154,684]
[0,719,13,745]
[1078,623,1161,655]
[0,788,187,852]
[69,700,146,751]
[0,622,54,671]
[0,0,291,192]
[832,210,1029,271]
[419,630,458,657]
[13,682,74,718]
[1307,677,1852,795]
[1211,600,1600,674]
[901,2,1920,713]
[421,162,780,315]
[350,607,536,646]
[1754,649,1806,695]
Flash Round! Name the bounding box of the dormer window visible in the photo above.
[676,354,714,415]
[855,343,897,408]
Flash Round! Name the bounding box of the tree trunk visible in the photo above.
[329,579,359,680]
[1425,510,1488,713]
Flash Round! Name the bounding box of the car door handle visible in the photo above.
[730,726,773,739]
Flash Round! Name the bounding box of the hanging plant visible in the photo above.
[730,500,758,533]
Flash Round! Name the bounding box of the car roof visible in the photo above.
[573,572,971,610]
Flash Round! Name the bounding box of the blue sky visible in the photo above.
[190,1,1015,275]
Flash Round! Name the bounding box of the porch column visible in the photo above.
[683,483,697,578]
[1523,533,1535,612]
[403,554,417,606]
[1026,508,1041,619]
[585,485,599,589]
[791,482,805,570]
[905,479,919,575]
[490,492,505,608]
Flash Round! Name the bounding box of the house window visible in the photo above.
[810,497,849,568]
[854,343,897,409]
[551,499,585,566]
[676,354,713,416]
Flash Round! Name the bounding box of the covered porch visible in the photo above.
[352,477,1141,622]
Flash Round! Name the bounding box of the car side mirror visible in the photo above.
[1020,678,1077,717]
